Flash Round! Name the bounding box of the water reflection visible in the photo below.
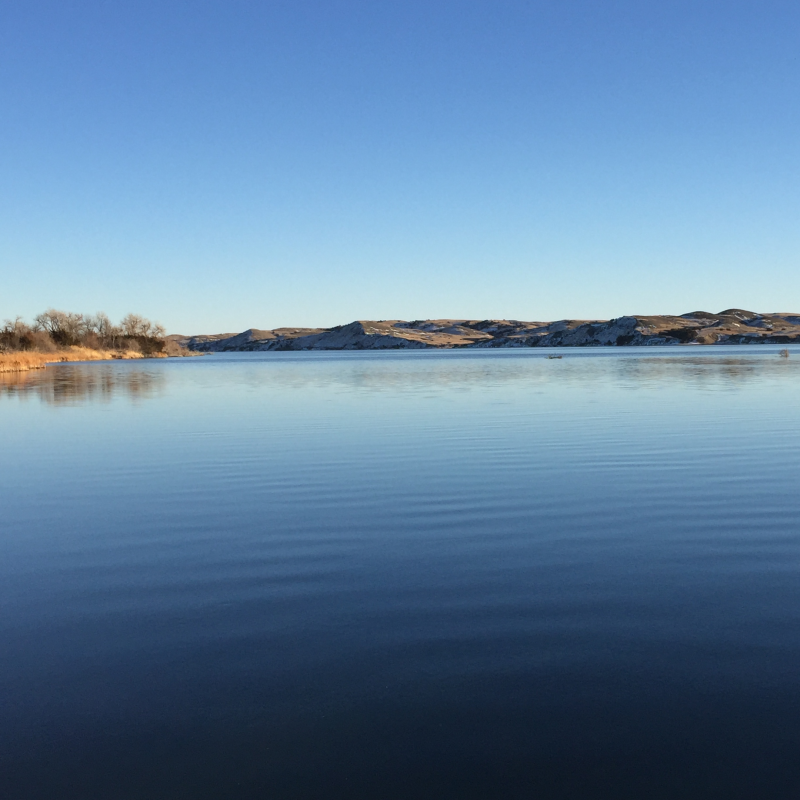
[217,348,800,395]
[0,348,797,406]
[612,354,799,391]
[0,363,165,405]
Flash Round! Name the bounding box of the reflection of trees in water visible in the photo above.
[0,363,165,404]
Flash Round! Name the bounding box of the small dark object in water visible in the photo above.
[547,355,563,359]
[779,349,790,358]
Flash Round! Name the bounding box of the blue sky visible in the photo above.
[1,1,798,333]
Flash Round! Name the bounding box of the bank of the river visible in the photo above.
[0,347,160,373]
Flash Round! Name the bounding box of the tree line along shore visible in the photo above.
[0,310,194,373]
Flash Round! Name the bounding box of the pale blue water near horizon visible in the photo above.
[2,347,800,799]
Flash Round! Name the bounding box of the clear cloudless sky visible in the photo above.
[1,1,798,333]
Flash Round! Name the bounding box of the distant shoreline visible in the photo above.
[172,310,800,353]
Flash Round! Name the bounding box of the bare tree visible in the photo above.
[121,313,147,337]
[34,309,86,346]
[85,312,122,347]
[121,313,165,340]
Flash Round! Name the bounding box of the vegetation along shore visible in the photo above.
[5,308,797,373]
[0,310,196,373]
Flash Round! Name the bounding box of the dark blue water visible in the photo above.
[2,348,800,799]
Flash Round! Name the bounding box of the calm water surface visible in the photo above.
[2,347,800,799]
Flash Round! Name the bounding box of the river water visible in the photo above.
[2,347,799,799]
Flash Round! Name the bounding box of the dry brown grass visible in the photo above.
[0,352,50,373]
[0,346,154,373]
